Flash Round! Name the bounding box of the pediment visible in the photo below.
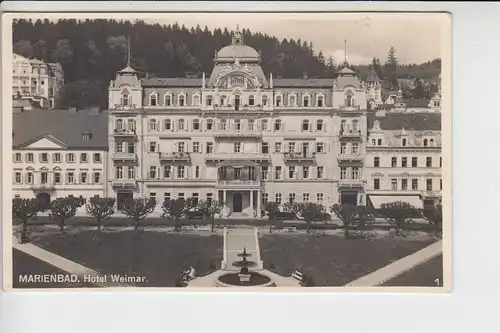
[21,134,67,149]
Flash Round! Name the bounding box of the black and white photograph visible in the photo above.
[3,11,451,290]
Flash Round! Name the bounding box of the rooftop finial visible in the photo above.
[127,36,131,67]
[343,39,348,67]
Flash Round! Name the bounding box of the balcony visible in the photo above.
[111,179,137,188]
[30,184,56,192]
[284,152,316,162]
[159,152,191,162]
[214,129,262,139]
[338,104,362,113]
[112,152,138,162]
[216,179,262,189]
[337,153,364,163]
[113,128,137,137]
[422,190,441,198]
[205,153,270,162]
[111,104,137,112]
[339,129,363,139]
[338,179,365,189]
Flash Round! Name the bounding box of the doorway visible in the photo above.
[233,192,243,212]
[234,95,241,110]
[117,192,133,210]
[340,192,358,206]
[36,192,51,210]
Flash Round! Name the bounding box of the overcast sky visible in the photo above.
[23,12,446,65]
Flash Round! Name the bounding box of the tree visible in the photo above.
[50,196,85,232]
[13,40,34,58]
[161,198,197,232]
[120,198,156,232]
[385,46,399,89]
[198,199,225,232]
[85,197,116,231]
[263,201,281,233]
[331,204,375,239]
[378,201,420,236]
[422,203,442,237]
[295,202,325,233]
[12,198,41,243]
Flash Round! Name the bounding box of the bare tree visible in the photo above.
[120,198,157,232]
[85,197,116,231]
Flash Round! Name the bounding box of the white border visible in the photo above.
[1,1,500,333]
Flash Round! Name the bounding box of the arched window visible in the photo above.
[127,119,136,131]
[178,93,186,107]
[303,94,310,107]
[402,138,407,146]
[423,139,428,147]
[234,95,241,110]
[317,94,325,107]
[164,119,172,131]
[274,119,282,131]
[289,93,297,107]
[302,120,310,131]
[164,93,172,106]
[276,94,282,107]
[220,119,227,130]
[178,119,185,131]
[235,120,242,131]
[430,139,435,146]
[262,95,269,106]
[345,90,354,107]
[371,139,376,145]
[149,93,158,107]
[116,119,123,130]
[121,89,130,106]
[248,95,255,106]
[206,119,214,131]
[316,120,324,131]
[193,119,201,131]
[149,119,157,131]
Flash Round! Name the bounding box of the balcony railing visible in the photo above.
[205,152,270,162]
[284,152,316,161]
[216,180,261,188]
[214,128,262,139]
[30,183,56,192]
[112,104,137,111]
[111,152,138,161]
[113,129,137,137]
[159,152,191,162]
[111,179,137,188]
[338,178,364,188]
[339,129,362,138]
[422,190,441,197]
[337,153,364,163]
[338,104,362,112]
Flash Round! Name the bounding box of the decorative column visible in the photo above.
[250,190,254,217]
[223,189,227,205]
[257,190,261,218]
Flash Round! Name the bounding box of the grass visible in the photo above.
[30,230,223,287]
[381,254,444,287]
[260,232,439,286]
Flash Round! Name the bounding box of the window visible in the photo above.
[261,142,269,154]
[402,157,408,168]
[374,179,380,190]
[149,142,157,152]
[263,193,269,204]
[234,120,242,131]
[276,95,282,106]
[352,142,359,154]
[274,120,282,131]
[149,166,157,179]
[178,119,185,131]
[288,142,296,153]
[220,119,227,130]
[317,166,324,179]
[402,179,408,190]
[164,193,171,202]
[440,178,442,190]
[193,94,200,106]
[440,157,442,167]
[274,142,282,153]
[249,95,255,106]
[302,166,309,179]
[341,120,347,131]
[206,193,213,202]
[378,139,382,146]
[40,153,48,163]
[351,167,360,179]
[316,142,324,153]
[248,120,254,130]
[165,94,172,106]
[93,153,101,163]
[289,94,296,107]
[430,139,435,146]
[423,139,428,147]
[150,94,158,106]
[402,138,407,146]
[193,119,200,131]
[412,179,418,190]
[83,132,92,141]
[340,143,347,154]
[345,90,354,107]
[14,153,22,162]
[234,142,242,153]
[289,193,296,204]
[164,166,171,178]
[178,142,185,153]
[261,119,268,131]
[207,96,213,106]
[426,157,432,167]
[206,119,214,130]
[340,167,347,180]
[316,120,324,131]
[391,179,398,190]
[80,153,88,163]
[94,172,101,184]
[127,119,136,131]
[67,172,75,184]
[427,179,433,191]
[192,193,199,205]
[303,193,310,202]
[149,119,158,131]
[275,193,282,204]
[179,94,186,107]
[14,172,21,184]
[178,193,185,200]
[275,166,282,180]
[302,120,310,131]
[150,192,157,201]
[195,166,200,179]
[288,166,296,179]
[128,142,135,154]
[80,172,87,184]
[317,95,324,107]
[164,119,172,130]
[412,157,418,167]
[128,166,135,179]
[317,193,324,204]
[391,157,397,167]
[193,142,200,153]
[262,95,268,106]
[116,143,123,153]
[27,172,33,184]
[206,142,214,154]
[374,157,380,167]
[352,119,359,131]
[261,166,269,180]
[303,142,310,153]
[303,95,310,107]
[177,166,185,179]
[121,90,130,106]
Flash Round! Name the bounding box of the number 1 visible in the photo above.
[434,278,440,286]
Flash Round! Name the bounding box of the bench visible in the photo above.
[283,227,297,232]
[292,270,305,282]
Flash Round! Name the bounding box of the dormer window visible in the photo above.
[303,95,310,107]
[276,95,282,107]
[289,94,297,107]
[178,93,186,107]
[121,89,130,106]
[317,95,324,107]
[165,94,172,106]
[193,94,200,106]
[402,138,407,146]
[346,90,354,107]
[82,132,92,141]
[150,93,158,106]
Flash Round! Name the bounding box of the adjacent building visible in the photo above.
[12,53,64,109]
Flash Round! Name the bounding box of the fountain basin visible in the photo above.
[215,272,276,287]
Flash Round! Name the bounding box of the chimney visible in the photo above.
[302,72,308,80]
[202,72,206,88]
[270,73,273,88]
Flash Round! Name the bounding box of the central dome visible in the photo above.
[216,44,259,62]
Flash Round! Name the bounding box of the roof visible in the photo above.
[13,109,108,149]
[405,98,431,107]
[338,67,356,75]
[216,44,259,61]
[273,78,333,88]
[366,70,380,82]
[367,113,441,131]
[118,65,137,74]
[141,77,202,87]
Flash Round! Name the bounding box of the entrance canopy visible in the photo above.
[369,195,423,209]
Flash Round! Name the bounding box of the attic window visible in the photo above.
[82,132,93,141]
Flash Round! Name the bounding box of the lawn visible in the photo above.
[259,232,439,286]
[30,230,223,287]
[381,254,444,287]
